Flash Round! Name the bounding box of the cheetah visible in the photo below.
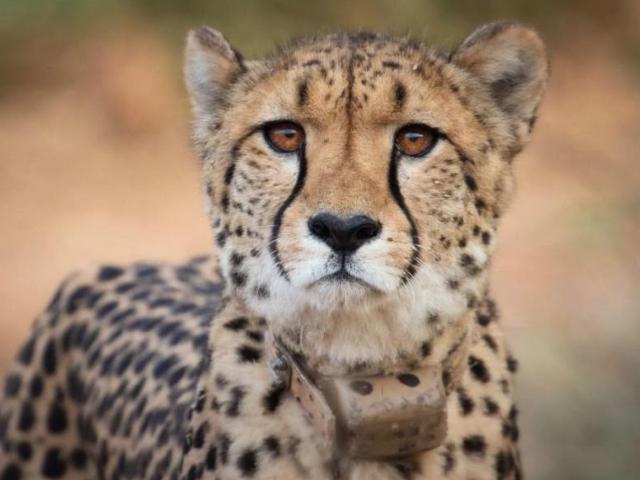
[0,21,548,480]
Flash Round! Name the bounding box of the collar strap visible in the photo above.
[267,333,470,460]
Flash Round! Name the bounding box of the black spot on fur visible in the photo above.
[216,231,227,248]
[17,338,36,365]
[1,464,21,480]
[221,192,230,213]
[382,60,400,69]
[462,435,487,456]
[29,375,44,398]
[441,442,456,474]
[483,396,500,416]
[153,355,178,378]
[4,374,21,397]
[193,423,207,449]
[230,271,247,287]
[98,266,124,282]
[206,446,217,470]
[394,81,406,110]
[183,428,193,455]
[297,80,308,107]
[468,355,491,383]
[66,285,91,314]
[254,284,270,299]
[219,434,231,464]
[77,414,97,443]
[215,374,229,390]
[17,401,35,432]
[457,387,475,416]
[230,253,245,267]
[263,382,287,413]
[245,330,263,343]
[226,386,246,417]
[96,301,118,319]
[237,345,261,363]
[224,163,236,185]
[442,369,452,390]
[47,402,68,434]
[482,333,498,352]
[498,378,510,395]
[495,450,515,479]
[502,418,520,442]
[186,465,198,480]
[459,254,480,276]
[16,442,32,461]
[502,405,520,441]
[237,449,258,477]
[41,448,67,478]
[224,317,248,331]
[394,460,420,479]
[476,312,493,327]
[195,388,207,412]
[506,354,519,373]
[464,174,478,191]
[70,449,88,469]
[263,436,281,457]
[42,339,57,375]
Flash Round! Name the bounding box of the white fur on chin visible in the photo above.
[244,248,477,376]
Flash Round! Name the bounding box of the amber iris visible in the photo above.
[264,121,305,153]
[394,124,438,157]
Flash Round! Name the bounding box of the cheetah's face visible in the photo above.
[186,25,547,322]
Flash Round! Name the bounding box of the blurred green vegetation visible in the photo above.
[1,0,638,96]
[0,0,638,54]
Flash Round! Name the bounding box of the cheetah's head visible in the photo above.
[185,23,548,370]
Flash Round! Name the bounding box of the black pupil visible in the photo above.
[281,128,296,139]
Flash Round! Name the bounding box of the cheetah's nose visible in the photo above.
[308,213,381,254]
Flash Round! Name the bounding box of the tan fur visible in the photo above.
[183,22,547,479]
[0,22,547,480]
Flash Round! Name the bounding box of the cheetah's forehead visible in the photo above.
[236,32,461,132]
[276,32,438,63]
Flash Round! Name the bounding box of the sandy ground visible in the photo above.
[0,29,638,479]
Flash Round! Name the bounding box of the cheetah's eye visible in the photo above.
[263,121,305,154]
[394,124,438,158]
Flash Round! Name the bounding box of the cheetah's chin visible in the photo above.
[307,280,381,309]
[307,269,379,291]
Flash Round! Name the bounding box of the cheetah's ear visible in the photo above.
[184,26,245,116]
[453,22,549,148]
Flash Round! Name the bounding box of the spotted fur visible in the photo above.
[1,22,547,479]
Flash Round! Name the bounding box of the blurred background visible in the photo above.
[0,1,638,478]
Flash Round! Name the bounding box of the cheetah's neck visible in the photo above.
[180,291,483,479]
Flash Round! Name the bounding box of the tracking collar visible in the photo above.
[266,331,470,460]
